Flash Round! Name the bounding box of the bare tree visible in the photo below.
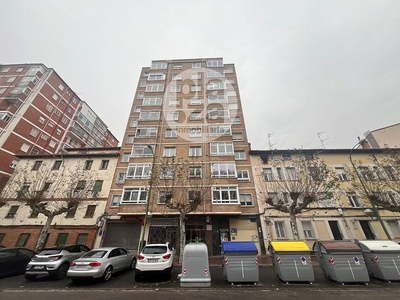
[258,152,339,240]
[152,157,212,263]
[0,160,97,252]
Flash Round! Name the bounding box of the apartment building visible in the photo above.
[359,123,400,149]
[0,147,120,249]
[250,149,400,250]
[101,58,262,255]
[0,63,118,191]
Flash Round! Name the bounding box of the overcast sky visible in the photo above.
[1,0,399,150]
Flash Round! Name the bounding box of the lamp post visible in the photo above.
[349,141,391,239]
[139,145,156,251]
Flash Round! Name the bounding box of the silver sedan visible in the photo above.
[67,247,136,282]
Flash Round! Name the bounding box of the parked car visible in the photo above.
[25,244,90,280]
[67,247,136,282]
[135,242,174,281]
[0,248,36,278]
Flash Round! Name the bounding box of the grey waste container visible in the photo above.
[356,240,400,282]
[180,242,211,287]
[313,240,369,284]
[269,241,314,283]
[221,241,259,284]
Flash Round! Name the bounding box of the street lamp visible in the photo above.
[349,141,391,239]
[139,145,156,251]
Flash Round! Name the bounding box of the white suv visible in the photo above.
[135,242,174,281]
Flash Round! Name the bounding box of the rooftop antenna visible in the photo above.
[268,133,276,150]
[301,142,310,149]
[317,132,330,149]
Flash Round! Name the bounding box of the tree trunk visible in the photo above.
[289,212,299,240]
[35,215,54,252]
[179,213,186,263]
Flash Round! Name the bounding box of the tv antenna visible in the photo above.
[268,133,277,150]
[317,132,330,149]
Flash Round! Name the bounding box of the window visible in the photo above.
[189,128,202,137]
[116,172,126,183]
[188,191,202,202]
[229,103,238,110]
[208,108,229,119]
[262,168,274,181]
[211,162,236,177]
[346,192,363,207]
[122,187,148,204]
[192,62,202,68]
[384,166,397,180]
[169,98,180,106]
[131,144,155,157]
[286,167,298,180]
[158,191,172,204]
[207,59,223,67]
[140,81,147,87]
[190,98,202,105]
[232,133,243,141]
[67,106,73,114]
[148,73,165,80]
[143,97,162,106]
[38,116,46,124]
[207,81,225,90]
[45,103,53,112]
[66,206,77,218]
[1,67,10,72]
[76,233,88,245]
[126,135,135,144]
[210,142,234,156]
[58,84,65,91]
[7,77,16,83]
[160,167,174,179]
[122,153,131,162]
[10,159,18,168]
[6,206,19,218]
[0,233,4,245]
[173,64,182,70]
[189,146,202,157]
[172,74,182,80]
[239,194,253,206]
[130,120,138,127]
[139,111,160,121]
[55,110,61,116]
[224,67,233,73]
[302,220,314,238]
[0,88,6,94]
[387,220,400,238]
[189,167,202,178]
[191,73,201,80]
[84,160,93,170]
[75,180,86,193]
[52,160,62,170]
[151,62,167,69]
[210,125,231,136]
[359,166,375,181]
[234,151,246,160]
[335,167,349,181]
[137,92,144,99]
[61,100,67,106]
[56,128,62,135]
[134,106,141,113]
[237,170,250,181]
[111,195,121,207]
[207,94,226,103]
[167,111,179,121]
[84,205,96,218]
[189,112,202,120]
[165,128,177,138]
[20,143,30,152]
[52,93,59,101]
[32,160,42,170]
[72,97,77,104]
[41,133,49,140]
[16,233,30,247]
[228,78,235,84]
[275,221,287,238]
[145,84,164,92]
[55,233,68,245]
[136,127,157,138]
[100,160,109,170]
[191,85,201,92]
[126,164,151,179]
[92,180,103,197]
[207,70,224,78]
[30,128,39,137]
[212,186,239,204]
[164,147,176,157]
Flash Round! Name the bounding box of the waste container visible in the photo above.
[221,241,259,284]
[269,241,314,283]
[313,240,369,284]
[356,240,400,282]
[180,242,211,287]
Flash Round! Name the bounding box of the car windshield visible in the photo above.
[143,246,167,254]
[38,249,62,255]
[81,250,107,258]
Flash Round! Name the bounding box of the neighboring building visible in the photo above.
[0,147,120,249]
[0,63,118,191]
[101,58,262,255]
[359,123,400,149]
[250,149,400,250]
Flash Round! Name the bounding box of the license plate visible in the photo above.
[148,259,159,263]
[75,265,86,269]
[34,266,45,270]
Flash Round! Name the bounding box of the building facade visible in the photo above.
[0,63,118,191]
[101,58,262,255]
[359,123,400,149]
[0,147,120,250]
[250,149,400,250]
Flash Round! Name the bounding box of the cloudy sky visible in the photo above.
[1,0,399,150]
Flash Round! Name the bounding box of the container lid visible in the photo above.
[222,241,258,253]
[270,241,310,252]
[317,240,362,252]
[357,240,400,252]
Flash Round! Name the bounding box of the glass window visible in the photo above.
[55,233,68,245]
[189,167,202,178]
[164,147,176,157]
[302,220,314,238]
[126,164,152,179]
[189,146,202,157]
[122,187,148,204]
[76,233,88,245]
[52,160,62,170]
[111,195,121,207]
[189,128,202,138]
[167,112,179,121]
[139,111,160,121]
[165,128,177,138]
[142,97,162,106]
[192,62,202,68]
[131,145,155,157]
[234,151,246,160]
[15,233,30,247]
[212,186,239,204]
[136,127,158,138]
[145,84,164,92]
[275,221,286,238]
[210,142,234,156]
[239,194,253,206]
[84,205,96,218]
[211,163,236,178]
[237,170,250,181]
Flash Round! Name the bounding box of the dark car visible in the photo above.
[0,247,36,278]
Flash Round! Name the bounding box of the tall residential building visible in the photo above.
[359,123,400,149]
[0,63,118,190]
[101,58,263,255]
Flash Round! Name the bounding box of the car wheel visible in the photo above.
[102,266,113,281]
[165,267,172,281]
[130,257,137,269]
[25,274,37,281]
[54,263,69,280]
